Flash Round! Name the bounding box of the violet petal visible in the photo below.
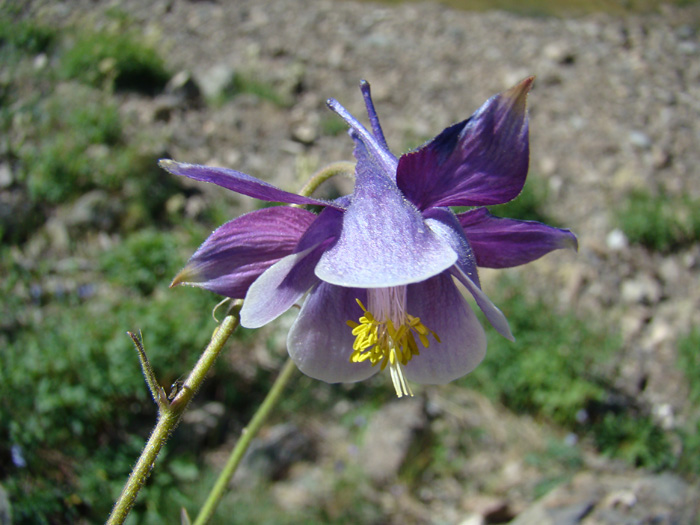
[359,80,390,152]
[326,98,398,180]
[423,206,480,288]
[396,77,533,210]
[159,159,342,209]
[458,207,578,268]
[171,206,316,298]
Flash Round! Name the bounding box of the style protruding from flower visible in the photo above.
[160,78,578,397]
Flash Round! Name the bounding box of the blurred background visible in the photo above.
[2,0,700,523]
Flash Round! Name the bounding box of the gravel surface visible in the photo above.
[26,0,700,521]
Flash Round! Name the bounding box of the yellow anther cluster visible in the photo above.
[346,299,440,397]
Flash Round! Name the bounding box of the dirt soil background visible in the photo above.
[10,0,700,523]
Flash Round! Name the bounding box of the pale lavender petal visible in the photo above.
[403,274,486,384]
[159,159,342,209]
[315,161,457,288]
[240,244,323,329]
[458,207,578,268]
[287,283,378,383]
[171,206,316,298]
[396,77,533,210]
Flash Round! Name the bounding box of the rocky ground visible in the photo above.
[18,0,700,523]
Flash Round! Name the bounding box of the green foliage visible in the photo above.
[463,273,613,427]
[526,440,583,498]
[615,189,700,252]
[100,229,181,295]
[678,328,700,404]
[17,87,124,203]
[221,73,292,107]
[592,413,674,470]
[12,85,180,228]
[60,30,169,94]
[0,273,219,522]
[463,273,672,470]
[0,17,57,54]
[677,419,700,477]
[488,175,552,223]
[676,328,700,476]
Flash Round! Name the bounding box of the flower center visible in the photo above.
[346,287,440,398]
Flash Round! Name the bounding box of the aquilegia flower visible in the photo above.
[160,78,577,397]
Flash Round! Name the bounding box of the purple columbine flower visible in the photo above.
[160,78,577,397]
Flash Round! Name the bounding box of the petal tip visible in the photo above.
[158,158,177,171]
[503,76,535,113]
[170,266,199,288]
[561,230,579,252]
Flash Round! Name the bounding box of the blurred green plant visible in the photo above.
[221,72,292,108]
[526,439,583,498]
[100,229,180,295]
[591,412,674,470]
[488,175,552,224]
[1,243,224,522]
[60,30,169,94]
[462,272,673,470]
[11,85,181,233]
[463,273,612,427]
[615,189,700,252]
[15,87,116,200]
[676,328,700,476]
[0,16,57,55]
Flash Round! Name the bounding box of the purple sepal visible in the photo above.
[359,80,390,151]
[396,77,533,210]
[159,159,343,209]
[171,206,316,298]
[459,207,578,268]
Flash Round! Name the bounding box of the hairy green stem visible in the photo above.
[107,309,241,525]
[294,160,356,203]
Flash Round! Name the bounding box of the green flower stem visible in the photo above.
[193,357,298,525]
[295,160,356,202]
[107,307,242,525]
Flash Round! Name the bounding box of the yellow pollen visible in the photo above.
[347,297,440,398]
